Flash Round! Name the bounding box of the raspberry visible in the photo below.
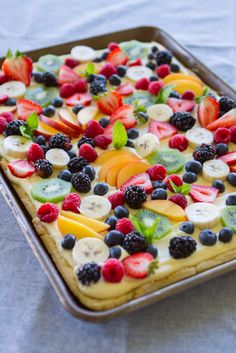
[37,203,59,223]
[135,77,149,90]
[169,134,189,152]
[74,79,87,93]
[147,164,167,181]
[102,258,124,283]
[59,83,76,98]
[94,134,112,149]
[0,117,7,133]
[0,112,14,122]
[79,143,98,162]
[27,143,44,162]
[108,42,120,51]
[64,57,79,68]
[148,80,163,95]
[182,90,195,100]
[128,58,142,67]
[169,194,188,209]
[62,192,81,213]
[230,126,236,143]
[84,120,104,138]
[166,174,183,192]
[99,63,117,79]
[108,191,125,209]
[115,218,134,235]
[214,127,231,144]
[156,64,171,78]
[0,94,8,104]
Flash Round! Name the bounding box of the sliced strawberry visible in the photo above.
[17,99,42,120]
[123,253,154,279]
[218,151,236,166]
[116,83,134,96]
[58,65,80,85]
[148,120,177,140]
[65,93,92,107]
[120,172,153,194]
[110,104,136,129]
[102,122,114,140]
[189,184,219,203]
[2,51,32,86]
[198,96,220,127]
[8,160,35,178]
[167,98,195,112]
[106,47,128,66]
[206,109,236,130]
[97,91,122,115]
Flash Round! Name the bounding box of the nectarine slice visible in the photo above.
[165,79,204,96]
[163,73,204,86]
[57,215,103,239]
[116,161,150,188]
[96,149,138,165]
[143,200,186,222]
[105,159,140,186]
[99,154,140,181]
[60,211,110,233]
[73,62,103,76]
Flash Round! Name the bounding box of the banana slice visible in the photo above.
[71,45,96,62]
[45,148,70,169]
[77,106,98,126]
[202,159,230,182]
[3,135,32,158]
[185,202,220,229]
[126,66,153,81]
[80,195,111,220]
[186,127,213,148]
[134,133,160,157]
[72,237,109,265]
[0,81,26,98]
[147,104,173,122]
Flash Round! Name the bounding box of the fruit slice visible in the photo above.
[134,133,160,157]
[79,195,111,220]
[167,98,195,113]
[73,62,102,76]
[72,238,109,265]
[133,209,171,239]
[0,80,26,98]
[96,149,137,165]
[3,135,32,158]
[230,165,236,173]
[97,91,122,115]
[77,106,98,126]
[120,172,153,194]
[148,120,177,140]
[17,98,42,120]
[126,65,153,81]
[2,53,32,86]
[147,149,185,174]
[71,45,96,62]
[57,215,102,239]
[221,206,236,233]
[185,202,220,229]
[58,65,80,85]
[35,121,62,139]
[0,106,16,114]
[202,159,230,182]
[24,86,58,107]
[37,54,62,73]
[206,108,236,130]
[166,79,203,96]
[198,96,220,127]
[116,161,150,188]
[45,148,70,169]
[60,210,110,232]
[58,108,82,133]
[143,200,187,221]
[65,93,92,107]
[186,127,213,148]
[105,159,140,186]
[31,178,72,203]
[8,160,35,178]
[189,184,219,203]
[116,82,134,96]
[106,47,128,66]
[147,104,173,122]
[218,151,236,166]
[123,253,155,279]
[120,40,150,59]
[39,114,79,138]
[99,153,139,181]
[110,104,136,129]
[124,91,155,108]
[163,73,203,86]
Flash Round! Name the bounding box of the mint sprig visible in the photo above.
[155,84,175,104]
[169,180,191,195]
[129,215,160,244]
[82,62,95,78]
[20,112,39,139]
[194,86,209,104]
[112,120,128,149]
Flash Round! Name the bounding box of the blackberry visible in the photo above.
[89,80,107,95]
[67,157,88,173]
[146,61,156,70]
[124,185,147,209]
[71,172,91,192]
[5,120,25,136]
[123,231,147,254]
[48,133,72,151]
[170,112,196,131]
[76,262,101,285]
[219,96,235,113]
[169,236,197,259]
[193,143,216,164]
[35,159,53,178]
[77,136,95,148]
[42,72,57,87]
[156,50,172,65]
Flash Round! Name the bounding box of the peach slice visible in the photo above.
[116,161,150,188]
[96,149,138,165]
[99,154,140,181]
[57,215,103,239]
[39,114,80,138]
[166,79,204,96]
[105,159,140,186]
[60,211,110,233]
[58,108,82,133]
[35,121,61,139]
[73,62,103,76]
[143,200,187,222]
[163,73,204,87]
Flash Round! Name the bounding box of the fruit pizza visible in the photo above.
[0,40,235,311]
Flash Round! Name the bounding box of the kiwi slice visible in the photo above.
[133,209,171,239]
[147,149,185,174]
[124,91,155,108]
[120,40,150,59]
[31,178,71,203]
[24,86,58,107]
[37,54,62,73]
[221,206,236,233]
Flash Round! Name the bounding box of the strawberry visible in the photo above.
[218,151,236,165]
[189,184,219,203]
[97,91,122,115]
[120,173,153,194]
[65,93,92,106]
[128,58,142,67]
[108,42,120,51]
[123,252,154,279]
[116,82,134,96]
[106,47,128,66]
[198,96,220,127]
[110,104,136,129]
[37,203,59,223]
[2,50,32,86]
[148,120,177,140]
[165,174,183,192]
[58,65,80,85]
[169,194,187,209]
[206,109,236,130]
[27,143,44,162]
[167,98,195,112]
[7,160,35,178]
[17,99,42,120]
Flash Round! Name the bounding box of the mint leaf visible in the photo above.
[129,215,142,233]
[85,62,95,77]
[169,180,180,193]
[19,125,31,139]
[133,99,147,114]
[148,260,159,275]
[26,112,39,130]
[112,120,128,149]
[145,217,160,244]
[194,86,209,104]
[169,180,190,195]
[155,84,175,104]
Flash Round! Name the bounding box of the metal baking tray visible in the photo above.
[1,26,236,321]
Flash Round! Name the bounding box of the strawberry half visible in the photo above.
[189,184,219,203]
[148,120,177,140]
[106,47,128,66]
[8,160,35,178]
[116,82,134,96]
[123,253,154,279]
[58,65,80,85]
[110,104,136,129]
[97,91,122,115]
[120,172,153,194]
[167,98,195,112]
[198,96,220,127]
[206,108,236,130]
[65,93,92,107]
[2,50,33,86]
[17,99,42,120]
[102,122,115,140]
[218,151,236,165]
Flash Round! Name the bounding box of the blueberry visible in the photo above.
[219,227,234,243]
[146,61,156,70]
[104,230,124,247]
[116,65,127,77]
[5,98,16,106]
[109,74,121,86]
[199,229,217,246]
[87,74,96,83]
[151,45,158,54]
[185,160,202,174]
[34,135,46,146]
[125,139,135,148]
[52,97,63,108]
[148,53,155,60]
[146,244,158,258]
[95,74,107,83]
[151,188,167,200]
[67,150,77,159]
[114,206,129,219]
[82,165,96,181]
[182,172,197,184]
[41,145,49,154]
[61,233,76,250]
[109,246,122,259]
[169,91,181,99]
[100,50,109,60]
[105,216,118,230]
[57,170,72,182]
[99,117,110,128]
[170,63,180,73]
[226,194,236,205]
[43,105,55,117]
[179,221,194,234]
[93,182,109,196]
[216,143,228,156]
[228,173,236,186]
[127,128,139,139]
[136,111,148,124]
[72,104,84,115]
[33,72,44,83]
[152,181,167,190]
[212,179,225,193]
[149,75,158,81]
